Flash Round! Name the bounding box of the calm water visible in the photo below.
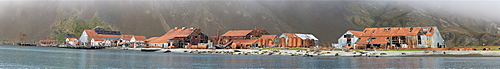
[0,45,499,68]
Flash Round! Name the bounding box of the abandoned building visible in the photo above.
[338,27,446,49]
[147,27,208,48]
[90,38,114,46]
[218,28,270,49]
[258,35,278,47]
[337,30,363,48]
[39,40,57,44]
[79,27,122,46]
[65,38,78,46]
[278,33,319,48]
[119,35,147,47]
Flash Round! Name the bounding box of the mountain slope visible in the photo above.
[1,1,499,46]
[346,1,500,46]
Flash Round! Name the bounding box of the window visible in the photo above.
[409,27,414,33]
[367,38,376,42]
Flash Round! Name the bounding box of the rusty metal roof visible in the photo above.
[357,37,389,44]
[84,30,121,38]
[232,39,259,45]
[221,30,253,37]
[281,33,318,40]
[66,38,78,41]
[148,28,198,43]
[358,27,437,37]
[360,27,421,37]
[348,30,363,37]
[92,38,107,41]
[146,37,159,41]
[282,33,298,38]
[260,35,277,39]
[134,36,147,41]
[122,35,134,40]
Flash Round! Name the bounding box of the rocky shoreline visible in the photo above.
[109,47,500,57]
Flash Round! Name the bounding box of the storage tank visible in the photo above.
[268,39,273,47]
[197,45,207,49]
[280,38,286,47]
[293,38,298,47]
[297,38,303,47]
[287,38,293,47]
[305,39,311,48]
[258,38,263,47]
[231,43,237,49]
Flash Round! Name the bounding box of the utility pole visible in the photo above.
[20,32,26,43]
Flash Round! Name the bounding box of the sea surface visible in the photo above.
[0,45,499,68]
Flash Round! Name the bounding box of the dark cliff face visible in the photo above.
[0,1,358,43]
[0,1,499,46]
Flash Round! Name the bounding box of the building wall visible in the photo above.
[431,27,445,48]
[79,31,88,45]
[338,31,359,47]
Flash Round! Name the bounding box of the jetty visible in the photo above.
[59,46,107,49]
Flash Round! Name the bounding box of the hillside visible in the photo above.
[0,1,499,46]
[346,1,500,46]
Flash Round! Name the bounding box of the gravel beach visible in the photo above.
[110,47,500,57]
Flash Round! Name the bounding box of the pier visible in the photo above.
[58,46,107,49]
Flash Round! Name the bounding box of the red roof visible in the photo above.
[146,37,159,41]
[148,28,197,43]
[92,38,107,41]
[260,35,277,39]
[122,35,134,40]
[283,33,298,38]
[348,30,363,37]
[84,30,121,38]
[67,38,78,41]
[40,40,56,43]
[221,30,253,37]
[134,36,147,41]
[357,37,389,44]
[360,27,422,37]
[355,27,437,44]
[232,39,258,45]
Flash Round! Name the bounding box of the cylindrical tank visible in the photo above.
[290,38,295,47]
[185,45,191,49]
[297,38,303,47]
[310,40,315,47]
[267,39,273,47]
[168,46,175,49]
[287,38,293,47]
[197,45,207,49]
[305,39,311,48]
[231,43,237,49]
[280,38,286,47]
[294,38,299,47]
[258,39,263,47]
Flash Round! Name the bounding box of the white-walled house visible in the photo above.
[79,30,121,46]
[337,30,362,48]
[65,38,78,46]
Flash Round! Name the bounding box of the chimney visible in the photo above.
[216,29,220,44]
[254,26,257,30]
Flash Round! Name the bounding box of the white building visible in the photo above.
[65,38,78,46]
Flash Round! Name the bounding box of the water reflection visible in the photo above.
[1,45,500,68]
